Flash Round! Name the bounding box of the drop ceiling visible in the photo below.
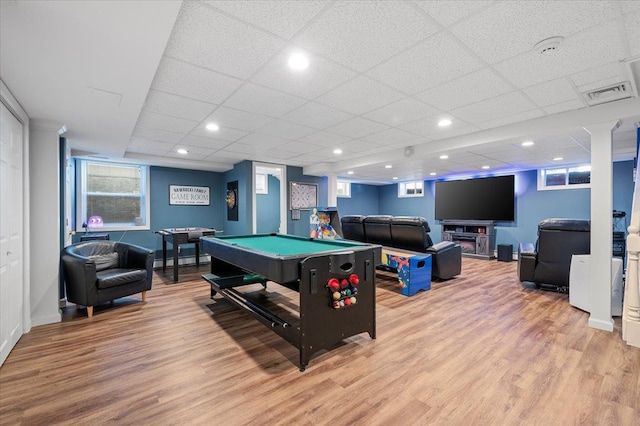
[1,0,639,184]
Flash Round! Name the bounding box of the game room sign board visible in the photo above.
[169,185,210,205]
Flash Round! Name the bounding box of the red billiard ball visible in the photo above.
[348,274,359,285]
[327,278,340,290]
[340,279,349,289]
[344,297,352,306]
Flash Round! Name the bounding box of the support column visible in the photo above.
[584,120,620,332]
[326,173,338,207]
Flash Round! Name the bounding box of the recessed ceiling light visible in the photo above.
[439,154,449,159]
[288,52,309,70]
[392,177,398,180]
[333,148,342,155]
[553,157,564,161]
[482,165,490,170]
[385,165,393,169]
[206,123,219,131]
[522,141,534,147]
[429,172,437,176]
[177,148,188,155]
[438,118,452,127]
[347,171,354,175]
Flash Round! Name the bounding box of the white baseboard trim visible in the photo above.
[588,316,614,332]
[31,312,62,327]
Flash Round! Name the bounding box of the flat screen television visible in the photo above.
[435,175,515,221]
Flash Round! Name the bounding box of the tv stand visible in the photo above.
[441,220,495,259]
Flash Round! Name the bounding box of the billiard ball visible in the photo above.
[340,279,349,288]
[333,292,341,300]
[352,287,358,295]
[344,298,352,306]
[345,289,351,296]
[327,278,340,290]
[350,297,357,304]
[339,300,345,307]
[333,301,340,309]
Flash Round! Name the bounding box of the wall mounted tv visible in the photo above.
[435,175,515,221]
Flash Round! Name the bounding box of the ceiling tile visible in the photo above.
[251,51,357,99]
[143,90,217,121]
[166,145,218,158]
[361,128,417,145]
[236,132,290,149]
[399,114,469,137]
[315,76,404,115]
[543,99,586,115]
[282,102,354,130]
[127,137,174,152]
[298,131,352,146]
[203,107,273,132]
[494,21,626,88]
[180,134,230,150]
[295,0,438,72]
[189,124,250,142]
[131,126,185,144]
[339,139,384,153]
[570,62,625,87]
[623,9,640,57]
[204,0,329,39]
[414,0,493,27]
[208,151,250,161]
[451,0,617,64]
[164,1,285,79]
[367,32,485,94]
[325,117,389,139]
[278,141,326,154]
[136,111,199,134]
[522,78,581,107]
[223,83,308,117]
[416,68,513,111]
[451,91,538,124]
[255,119,317,140]
[151,57,244,105]
[476,109,544,130]
[362,97,440,127]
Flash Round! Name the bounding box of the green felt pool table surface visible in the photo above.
[211,234,370,257]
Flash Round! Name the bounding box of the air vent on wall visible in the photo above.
[582,82,632,106]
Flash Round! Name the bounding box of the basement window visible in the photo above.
[337,180,351,198]
[538,165,591,190]
[398,180,424,198]
[76,160,150,231]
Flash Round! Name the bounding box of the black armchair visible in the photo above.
[61,241,154,317]
[518,218,590,293]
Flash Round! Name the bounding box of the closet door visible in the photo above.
[0,101,24,366]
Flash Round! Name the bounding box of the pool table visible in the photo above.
[200,233,381,371]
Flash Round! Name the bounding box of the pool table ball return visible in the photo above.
[201,233,380,371]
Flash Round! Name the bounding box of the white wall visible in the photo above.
[29,120,61,326]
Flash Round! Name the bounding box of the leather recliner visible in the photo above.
[518,218,590,293]
[61,240,154,317]
[340,214,462,280]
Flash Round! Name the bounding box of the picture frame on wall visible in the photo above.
[256,173,268,194]
[290,182,317,211]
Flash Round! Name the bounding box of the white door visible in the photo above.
[0,101,24,366]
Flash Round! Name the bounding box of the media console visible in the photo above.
[441,220,495,259]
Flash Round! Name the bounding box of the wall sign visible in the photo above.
[169,185,210,205]
[290,182,317,210]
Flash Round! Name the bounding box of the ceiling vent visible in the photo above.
[582,82,632,106]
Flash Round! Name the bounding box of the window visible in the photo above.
[538,165,591,190]
[398,180,424,198]
[337,180,351,198]
[77,160,150,231]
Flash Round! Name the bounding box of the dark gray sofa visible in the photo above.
[340,215,462,280]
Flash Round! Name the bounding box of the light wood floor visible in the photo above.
[1,258,639,425]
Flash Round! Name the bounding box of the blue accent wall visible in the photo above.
[360,161,634,253]
[73,165,225,258]
[257,174,281,233]
[223,160,253,236]
[337,183,380,215]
